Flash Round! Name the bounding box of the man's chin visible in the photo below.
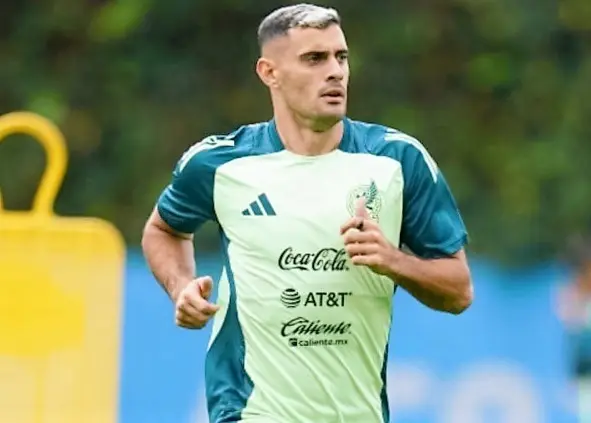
[308,115,343,132]
[313,108,346,126]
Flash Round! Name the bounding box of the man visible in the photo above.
[142,4,473,423]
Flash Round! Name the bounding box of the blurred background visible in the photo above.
[0,0,590,422]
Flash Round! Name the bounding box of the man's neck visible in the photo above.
[274,112,344,156]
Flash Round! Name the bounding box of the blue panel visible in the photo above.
[380,342,390,423]
[205,231,254,422]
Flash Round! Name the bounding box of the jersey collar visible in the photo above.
[266,117,353,154]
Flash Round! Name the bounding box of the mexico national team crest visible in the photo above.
[347,179,383,222]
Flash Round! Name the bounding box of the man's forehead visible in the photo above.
[288,25,348,52]
[260,25,347,59]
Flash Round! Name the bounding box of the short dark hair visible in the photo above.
[257,4,341,49]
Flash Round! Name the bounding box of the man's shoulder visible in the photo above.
[348,119,423,155]
[174,121,272,175]
[348,118,434,166]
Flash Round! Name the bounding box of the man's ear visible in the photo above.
[256,57,279,89]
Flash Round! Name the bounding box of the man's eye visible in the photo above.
[308,54,323,62]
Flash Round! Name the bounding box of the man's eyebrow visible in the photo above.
[299,48,348,57]
[300,50,328,57]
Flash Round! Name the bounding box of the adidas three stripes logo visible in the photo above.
[242,193,276,216]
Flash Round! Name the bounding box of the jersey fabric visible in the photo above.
[157,117,468,423]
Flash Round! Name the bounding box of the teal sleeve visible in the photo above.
[156,143,216,234]
[399,143,468,258]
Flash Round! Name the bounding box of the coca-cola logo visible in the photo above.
[278,247,349,271]
[280,317,352,337]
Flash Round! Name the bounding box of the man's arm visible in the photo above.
[385,248,472,314]
[342,202,473,315]
[393,133,472,314]
[141,137,225,328]
[141,207,196,302]
[142,136,220,303]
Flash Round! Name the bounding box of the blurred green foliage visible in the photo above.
[0,0,590,265]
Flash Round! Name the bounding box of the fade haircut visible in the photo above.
[257,4,341,49]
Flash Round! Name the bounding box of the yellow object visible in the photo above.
[0,112,125,423]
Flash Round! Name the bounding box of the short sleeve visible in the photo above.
[156,140,217,234]
[399,140,468,258]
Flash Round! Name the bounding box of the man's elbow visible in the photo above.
[141,221,158,257]
[141,223,153,251]
[142,214,193,252]
[141,212,168,254]
[448,281,474,315]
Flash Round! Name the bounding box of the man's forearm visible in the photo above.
[386,249,473,314]
[141,224,196,302]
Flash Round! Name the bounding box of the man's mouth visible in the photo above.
[321,89,345,100]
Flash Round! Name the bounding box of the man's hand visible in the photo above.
[174,276,220,329]
[340,198,396,276]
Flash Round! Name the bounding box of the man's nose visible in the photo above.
[327,57,345,81]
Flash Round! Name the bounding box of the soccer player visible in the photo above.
[141,4,473,423]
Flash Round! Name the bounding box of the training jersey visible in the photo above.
[157,117,468,423]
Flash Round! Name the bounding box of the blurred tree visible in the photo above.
[0,0,589,265]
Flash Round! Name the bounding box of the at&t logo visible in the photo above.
[280,288,351,309]
[281,288,301,308]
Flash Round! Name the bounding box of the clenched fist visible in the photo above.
[340,197,396,277]
[174,276,220,329]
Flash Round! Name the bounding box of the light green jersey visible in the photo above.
[157,118,467,423]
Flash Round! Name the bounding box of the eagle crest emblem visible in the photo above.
[346,180,383,222]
